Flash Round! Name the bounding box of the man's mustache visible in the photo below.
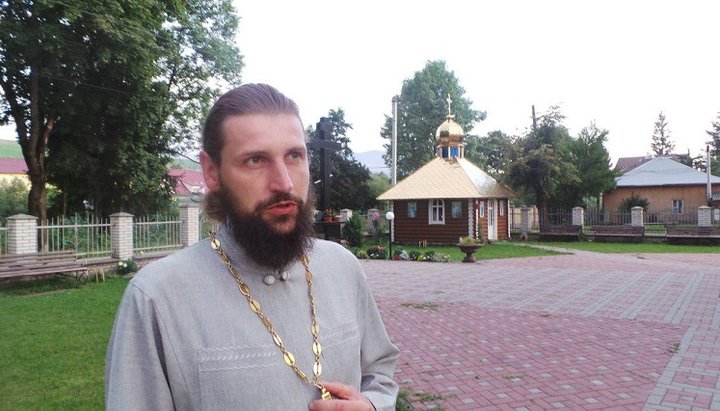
[254,193,304,212]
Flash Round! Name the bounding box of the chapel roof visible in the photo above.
[377,157,517,200]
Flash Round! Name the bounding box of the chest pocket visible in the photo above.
[196,323,361,410]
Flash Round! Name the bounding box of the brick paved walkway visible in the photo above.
[361,249,720,410]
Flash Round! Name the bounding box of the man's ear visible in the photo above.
[200,151,220,192]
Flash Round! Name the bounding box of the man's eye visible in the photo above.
[247,156,264,165]
[288,151,303,160]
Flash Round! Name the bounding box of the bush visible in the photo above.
[408,250,422,261]
[366,245,387,260]
[0,177,28,223]
[342,214,365,247]
[355,250,369,259]
[619,193,649,212]
[116,259,138,275]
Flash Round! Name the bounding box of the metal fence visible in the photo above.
[134,214,182,253]
[0,225,7,254]
[540,209,574,226]
[645,208,698,226]
[585,209,632,226]
[37,215,112,258]
[198,213,218,241]
[509,206,539,231]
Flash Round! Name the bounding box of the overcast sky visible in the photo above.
[234,0,720,164]
[3,0,719,165]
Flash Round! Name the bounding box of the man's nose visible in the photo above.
[268,162,294,193]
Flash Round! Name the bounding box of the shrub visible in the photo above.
[355,250,369,259]
[342,214,365,247]
[116,259,138,275]
[619,193,649,212]
[408,250,422,261]
[366,245,387,260]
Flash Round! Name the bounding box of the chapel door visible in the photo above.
[487,199,497,241]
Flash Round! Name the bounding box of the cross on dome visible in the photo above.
[446,94,453,116]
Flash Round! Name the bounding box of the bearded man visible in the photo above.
[105,84,399,410]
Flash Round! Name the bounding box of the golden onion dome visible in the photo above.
[435,115,464,142]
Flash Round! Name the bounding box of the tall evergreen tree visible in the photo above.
[572,122,617,208]
[704,112,720,177]
[707,112,720,159]
[650,111,675,156]
[380,60,484,178]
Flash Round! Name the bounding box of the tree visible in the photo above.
[380,60,485,178]
[651,111,675,156]
[464,130,516,178]
[365,172,390,210]
[706,112,720,176]
[506,106,580,218]
[0,177,28,223]
[308,108,373,211]
[572,123,617,209]
[0,0,242,219]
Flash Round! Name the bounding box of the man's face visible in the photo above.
[201,113,310,235]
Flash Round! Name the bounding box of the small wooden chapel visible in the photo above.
[378,100,517,244]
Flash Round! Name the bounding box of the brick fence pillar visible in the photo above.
[179,203,200,247]
[111,212,134,260]
[631,206,644,227]
[572,207,584,226]
[7,214,38,254]
[697,206,711,227]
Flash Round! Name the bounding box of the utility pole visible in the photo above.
[391,95,399,186]
[707,145,712,205]
[531,105,537,132]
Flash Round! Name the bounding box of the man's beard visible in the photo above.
[220,187,316,271]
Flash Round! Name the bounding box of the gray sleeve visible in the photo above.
[105,283,179,411]
[358,281,400,411]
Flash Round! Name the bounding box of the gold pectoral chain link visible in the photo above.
[209,233,332,401]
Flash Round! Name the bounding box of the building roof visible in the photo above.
[0,158,28,174]
[168,168,206,196]
[378,157,517,200]
[616,156,720,187]
[614,156,652,174]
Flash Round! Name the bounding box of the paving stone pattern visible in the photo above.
[361,250,720,410]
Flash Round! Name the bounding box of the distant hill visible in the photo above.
[0,140,22,159]
[355,150,389,176]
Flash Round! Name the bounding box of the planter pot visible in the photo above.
[457,243,481,263]
[323,216,333,222]
[333,215,343,222]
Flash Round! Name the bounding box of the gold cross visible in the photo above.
[446,94,453,116]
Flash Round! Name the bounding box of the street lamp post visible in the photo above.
[385,211,395,260]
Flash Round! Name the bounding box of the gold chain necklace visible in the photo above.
[209,232,332,401]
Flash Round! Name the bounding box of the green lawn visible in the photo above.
[0,139,22,158]
[2,239,713,409]
[0,276,129,411]
[539,241,720,254]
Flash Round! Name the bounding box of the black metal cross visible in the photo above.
[307,117,341,213]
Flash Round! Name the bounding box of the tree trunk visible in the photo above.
[26,63,52,227]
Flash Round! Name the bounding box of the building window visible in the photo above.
[451,201,462,218]
[407,202,417,218]
[479,200,485,218]
[429,199,445,224]
[672,199,684,214]
[499,199,505,216]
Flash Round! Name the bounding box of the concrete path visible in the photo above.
[361,249,720,410]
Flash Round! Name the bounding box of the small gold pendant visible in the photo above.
[320,387,332,400]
